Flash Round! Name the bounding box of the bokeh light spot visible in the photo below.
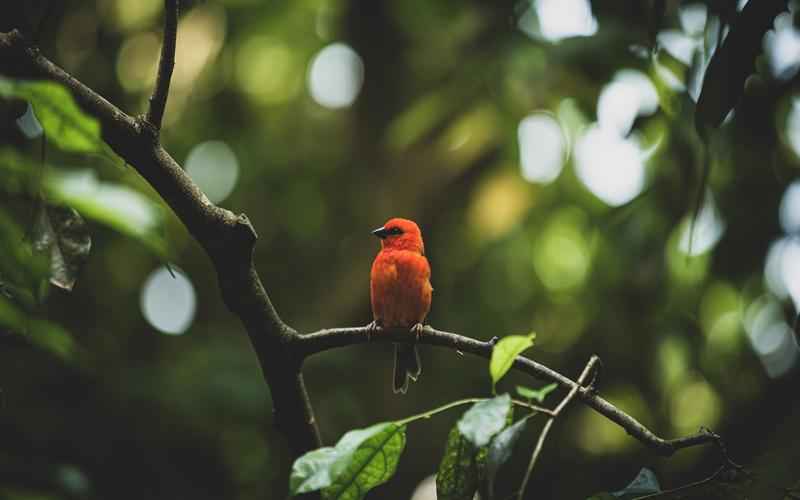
[779,181,800,233]
[185,141,240,204]
[519,0,598,43]
[307,43,364,109]
[533,208,591,292]
[764,12,800,80]
[574,125,646,206]
[236,37,299,105]
[670,376,721,434]
[597,70,658,136]
[141,266,196,335]
[517,113,566,184]
[678,191,726,256]
[116,32,160,93]
[744,295,800,378]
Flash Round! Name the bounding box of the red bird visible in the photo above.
[370,218,433,394]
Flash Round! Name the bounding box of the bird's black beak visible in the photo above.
[372,226,390,239]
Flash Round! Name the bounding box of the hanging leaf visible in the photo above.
[32,205,91,291]
[489,333,536,389]
[610,467,661,498]
[0,78,108,155]
[321,423,406,500]
[45,169,167,257]
[694,0,789,135]
[457,394,512,448]
[290,422,406,498]
[516,383,558,403]
[436,424,479,500]
[484,415,531,498]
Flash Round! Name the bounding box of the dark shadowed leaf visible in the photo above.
[490,333,535,388]
[694,0,789,135]
[611,467,661,498]
[0,294,76,360]
[457,394,512,448]
[290,422,406,498]
[484,415,531,497]
[0,210,49,308]
[32,205,91,291]
[516,383,558,403]
[436,424,478,500]
[0,78,107,154]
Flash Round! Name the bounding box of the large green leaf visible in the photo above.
[322,423,406,500]
[457,394,512,448]
[436,424,478,500]
[45,169,166,256]
[489,333,535,389]
[290,422,406,498]
[0,78,106,154]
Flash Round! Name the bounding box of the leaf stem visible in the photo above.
[396,397,551,426]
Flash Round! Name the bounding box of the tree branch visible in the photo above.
[0,29,322,457]
[296,326,720,457]
[146,0,179,131]
[518,356,598,500]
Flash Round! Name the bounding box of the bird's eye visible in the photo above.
[388,227,403,235]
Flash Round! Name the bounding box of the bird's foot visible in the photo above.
[366,321,380,341]
[410,323,424,342]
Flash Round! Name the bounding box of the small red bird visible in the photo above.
[370,218,433,394]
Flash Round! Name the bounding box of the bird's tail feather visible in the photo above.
[393,344,421,394]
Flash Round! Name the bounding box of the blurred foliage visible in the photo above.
[2,0,800,499]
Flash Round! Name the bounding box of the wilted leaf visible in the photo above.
[611,467,661,498]
[0,78,107,154]
[490,333,536,389]
[695,0,789,135]
[290,422,406,498]
[45,169,166,256]
[484,415,531,497]
[457,394,512,448]
[436,424,478,500]
[32,205,91,291]
[516,383,558,403]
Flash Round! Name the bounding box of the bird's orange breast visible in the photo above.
[370,250,432,328]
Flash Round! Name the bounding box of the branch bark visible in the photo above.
[146,0,179,131]
[0,29,322,456]
[296,326,720,457]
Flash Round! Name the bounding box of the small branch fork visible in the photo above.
[0,4,729,490]
[145,0,179,132]
[518,356,599,500]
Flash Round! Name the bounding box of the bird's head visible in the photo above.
[372,218,425,254]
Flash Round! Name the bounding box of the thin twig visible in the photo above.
[145,0,179,131]
[517,356,599,500]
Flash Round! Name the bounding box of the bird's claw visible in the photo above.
[410,323,424,342]
[366,321,380,341]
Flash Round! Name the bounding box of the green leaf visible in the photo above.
[0,294,77,360]
[45,169,166,256]
[32,205,91,291]
[489,333,535,389]
[0,78,107,154]
[610,468,661,498]
[436,424,478,500]
[484,415,531,496]
[0,210,49,306]
[322,423,406,500]
[457,394,511,448]
[290,422,406,498]
[516,383,558,403]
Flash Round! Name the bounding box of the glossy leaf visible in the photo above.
[436,424,478,500]
[32,205,91,291]
[0,78,106,154]
[490,333,535,389]
[322,423,406,500]
[45,169,166,256]
[457,394,511,448]
[290,422,406,498]
[516,383,558,403]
